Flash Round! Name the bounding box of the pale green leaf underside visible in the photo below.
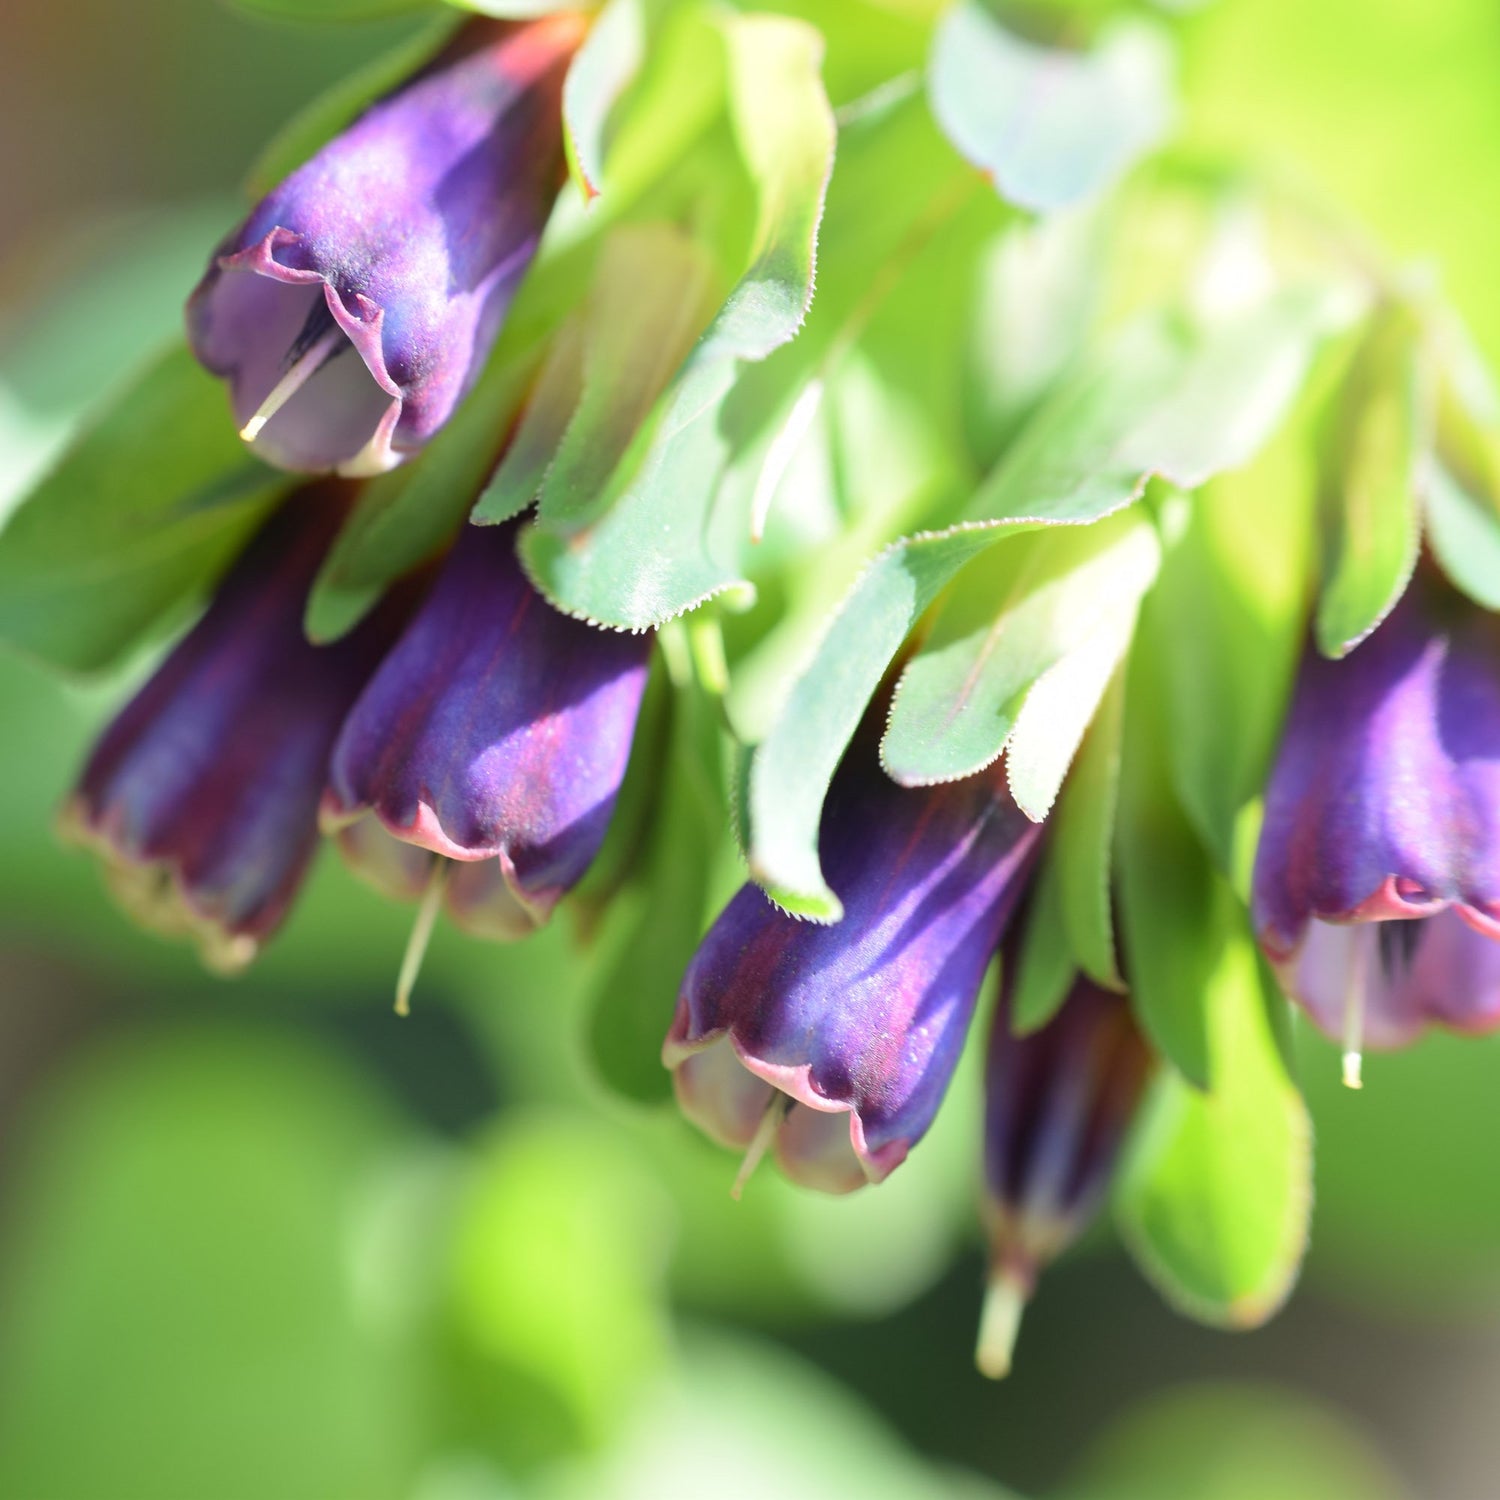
[521,12,836,629]
[928,5,1173,213]
[562,0,647,201]
[1316,304,1424,658]
[881,508,1158,796]
[748,290,1340,920]
[1425,459,1500,611]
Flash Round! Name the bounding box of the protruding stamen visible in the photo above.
[731,1091,793,1201]
[1342,925,1370,1090]
[975,1264,1030,1381]
[395,858,450,1018]
[240,324,347,442]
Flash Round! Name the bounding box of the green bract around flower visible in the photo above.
[187,16,580,476]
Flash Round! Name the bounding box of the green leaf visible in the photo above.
[247,17,459,196]
[520,12,835,629]
[0,344,285,674]
[1009,855,1076,1035]
[527,225,720,537]
[748,291,1337,919]
[1151,417,1316,874]
[585,626,728,1104]
[226,0,439,33]
[1115,899,1312,1328]
[1115,609,1219,1085]
[1432,311,1500,523]
[1425,458,1500,611]
[928,6,1173,213]
[881,508,1157,794]
[306,339,539,641]
[472,317,587,526]
[562,0,647,202]
[1006,600,1140,822]
[1050,662,1126,989]
[1315,303,1425,658]
[963,205,1106,470]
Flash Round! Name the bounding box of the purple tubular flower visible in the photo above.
[664,734,1043,1196]
[1251,573,1500,1079]
[187,16,581,477]
[321,520,653,932]
[59,487,411,970]
[977,970,1151,1377]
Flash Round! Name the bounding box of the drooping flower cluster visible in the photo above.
[65,16,647,993]
[25,0,1500,1388]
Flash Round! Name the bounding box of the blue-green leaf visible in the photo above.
[1050,664,1126,989]
[1116,599,1219,1086]
[881,508,1158,795]
[0,344,285,674]
[929,5,1173,213]
[520,13,835,629]
[1425,459,1500,611]
[748,291,1338,920]
[562,0,647,202]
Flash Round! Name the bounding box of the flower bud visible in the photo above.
[322,520,652,931]
[188,17,581,476]
[978,970,1151,1378]
[60,487,410,968]
[665,730,1042,1196]
[1252,572,1500,1082]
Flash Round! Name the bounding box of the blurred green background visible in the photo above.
[4,1,1500,1496]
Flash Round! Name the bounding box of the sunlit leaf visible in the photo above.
[1115,606,1218,1085]
[881,509,1157,793]
[1009,855,1075,1034]
[1050,664,1126,988]
[1315,302,1425,658]
[1151,427,1315,875]
[563,0,647,201]
[1115,901,1312,1326]
[1424,459,1500,611]
[586,626,727,1105]
[929,5,1173,213]
[521,12,835,629]
[748,291,1338,920]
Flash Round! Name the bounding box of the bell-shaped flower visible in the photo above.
[978,968,1151,1379]
[1252,573,1500,1083]
[187,16,580,477]
[322,520,653,938]
[664,730,1043,1196]
[59,488,411,969]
